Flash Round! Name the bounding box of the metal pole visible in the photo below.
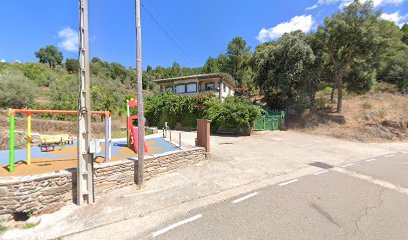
[77,0,94,205]
[179,132,181,148]
[9,111,15,173]
[135,0,145,186]
[26,114,32,165]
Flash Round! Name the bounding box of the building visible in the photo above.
[154,73,236,100]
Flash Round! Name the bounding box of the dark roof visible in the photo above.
[154,73,236,88]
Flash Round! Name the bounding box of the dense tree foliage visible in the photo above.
[254,31,323,109]
[65,58,80,73]
[316,0,381,112]
[144,91,261,132]
[35,45,63,69]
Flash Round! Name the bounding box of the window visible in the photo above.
[205,83,214,91]
[175,84,186,94]
[186,83,197,93]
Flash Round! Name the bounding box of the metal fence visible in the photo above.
[254,106,285,131]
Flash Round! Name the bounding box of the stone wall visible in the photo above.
[0,147,205,221]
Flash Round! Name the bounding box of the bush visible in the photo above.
[0,71,38,108]
[144,92,261,133]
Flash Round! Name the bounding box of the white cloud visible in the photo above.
[306,0,407,10]
[306,4,319,10]
[381,11,408,27]
[257,15,314,42]
[0,59,5,63]
[58,27,78,52]
[14,60,21,63]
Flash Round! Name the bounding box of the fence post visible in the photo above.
[179,132,181,148]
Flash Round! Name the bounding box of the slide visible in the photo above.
[128,126,148,153]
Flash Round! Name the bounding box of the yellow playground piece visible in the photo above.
[39,134,74,152]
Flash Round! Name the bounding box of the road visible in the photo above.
[3,132,408,240]
[139,153,408,240]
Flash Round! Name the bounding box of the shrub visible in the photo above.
[0,71,38,108]
[144,92,261,132]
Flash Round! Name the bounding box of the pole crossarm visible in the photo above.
[9,109,110,117]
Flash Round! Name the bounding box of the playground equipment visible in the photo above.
[8,109,112,173]
[39,134,74,152]
[126,99,148,153]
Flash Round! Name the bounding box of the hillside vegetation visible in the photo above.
[288,85,408,142]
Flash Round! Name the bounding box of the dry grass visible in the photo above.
[295,92,408,142]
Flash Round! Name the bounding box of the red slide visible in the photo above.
[127,115,148,153]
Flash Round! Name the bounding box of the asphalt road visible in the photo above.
[140,152,408,240]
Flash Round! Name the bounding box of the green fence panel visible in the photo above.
[254,106,285,131]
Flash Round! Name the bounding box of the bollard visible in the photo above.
[179,132,181,148]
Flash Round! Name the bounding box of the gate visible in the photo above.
[254,107,285,131]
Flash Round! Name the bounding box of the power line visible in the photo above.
[140,1,198,65]
[145,0,185,48]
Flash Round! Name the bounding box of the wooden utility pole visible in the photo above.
[77,0,94,205]
[135,0,145,186]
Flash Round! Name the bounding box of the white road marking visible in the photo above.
[342,163,354,168]
[313,170,328,176]
[365,159,376,162]
[279,179,298,186]
[384,154,395,158]
[232,192,259,204]
[152,214,202,237]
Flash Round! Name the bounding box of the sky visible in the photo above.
[0,0,407,69]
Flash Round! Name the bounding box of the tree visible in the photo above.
[35,45,63,68]
[170,61,182,77]
[401,24,408,45]
[374,20,408,86]
[65,58,80,73]
[316,0,380,112]
[203,57,220,73]
[254,31,322,109]
[226,37,251,87]
[110,62,127,83]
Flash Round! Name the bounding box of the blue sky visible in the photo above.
[0,0,407,69]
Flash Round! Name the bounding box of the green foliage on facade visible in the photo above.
[144,92,261,132]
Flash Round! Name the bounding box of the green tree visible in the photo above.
[401,24,408,45]
[226,37,251,87]
[35,45,63,68]
[110,62,128,83]
[254,31,322,109]
[375,20,408,86]
[65,58,80,73]
[316,0,380,112]
[170,61,182,77]
[203,57,220,73]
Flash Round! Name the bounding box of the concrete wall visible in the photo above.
[0,147,205,221]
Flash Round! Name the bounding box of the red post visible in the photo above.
[196,119,211,152]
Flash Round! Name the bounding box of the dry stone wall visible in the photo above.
[0,147,205,221]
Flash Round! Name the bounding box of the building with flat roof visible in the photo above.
[153,73,236,100]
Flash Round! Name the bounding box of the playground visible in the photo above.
[0,136,178,176]
[1,100,179,177]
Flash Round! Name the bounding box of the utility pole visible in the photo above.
[135,0,145,186]
[77,0,94,205]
